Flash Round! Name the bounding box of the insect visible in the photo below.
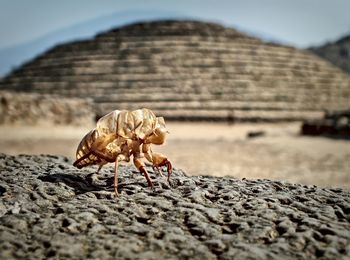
[73,108,172,195]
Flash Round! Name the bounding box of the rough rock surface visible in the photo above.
[1,20,350,121]
[0,91,94,126]
[1,154,349,259]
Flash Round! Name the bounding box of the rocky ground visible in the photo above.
[0,154,349,259]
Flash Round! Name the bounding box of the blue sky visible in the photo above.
[1,0,350,48]
[0,0,349,76]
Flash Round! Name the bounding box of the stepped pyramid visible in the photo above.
[1,20,350,121]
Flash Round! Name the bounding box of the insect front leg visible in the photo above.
[142,144,163,177]
[142,144,172,184]
[151,153,173,184]
[133,156,154,189]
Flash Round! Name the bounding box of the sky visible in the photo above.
[1,0,350,48]
[0,0,349,76]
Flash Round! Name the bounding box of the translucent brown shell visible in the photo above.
[73,108,172,195]
[74,129,108,169]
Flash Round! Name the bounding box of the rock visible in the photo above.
[301,109,350,138]
[246,130,266,139]
[0,153,350,259]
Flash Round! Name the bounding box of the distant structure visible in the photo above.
[0,91,94,126]
[310,35,350,75]
[1,20,350,122]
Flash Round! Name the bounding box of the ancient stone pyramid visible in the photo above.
[1,20,350,121]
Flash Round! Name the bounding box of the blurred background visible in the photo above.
[0,0,350,189]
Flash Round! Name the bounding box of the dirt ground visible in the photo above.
[1,122,350,189]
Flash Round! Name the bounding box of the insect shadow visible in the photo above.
[38,171,151,195]
[38,172,111,194]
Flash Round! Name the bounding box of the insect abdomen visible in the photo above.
[73,129,102,169]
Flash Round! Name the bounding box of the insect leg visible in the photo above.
[158,158,172,184]
[152,166,164,177]
[142,144,164,177]
[114,157,120,196]
[96,164,103,174]
[149,152,173,184]
[133,157,154,189]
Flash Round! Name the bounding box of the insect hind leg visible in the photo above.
[96,164,103,174]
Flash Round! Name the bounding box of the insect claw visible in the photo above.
[161,159,173,184]
[148,182,155,191]
[152,165,164,177]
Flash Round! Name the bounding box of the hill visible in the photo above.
[310,35,350,75]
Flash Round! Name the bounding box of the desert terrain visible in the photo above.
[1,122,349,189]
